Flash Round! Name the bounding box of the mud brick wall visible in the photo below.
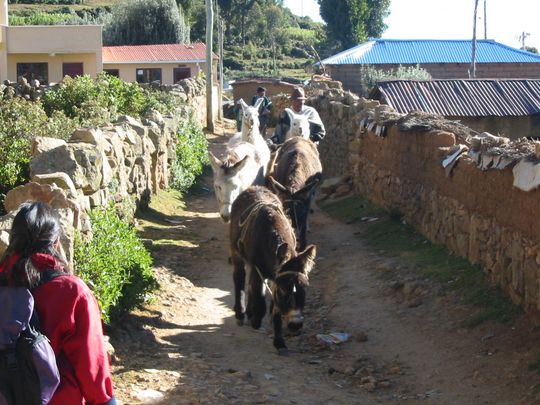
[352,125,540,311]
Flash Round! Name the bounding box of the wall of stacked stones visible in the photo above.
[0,77,208,263]
[309,83,540,312]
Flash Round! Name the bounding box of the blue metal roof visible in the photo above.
[321,39,540,65]
[370,79,540,117]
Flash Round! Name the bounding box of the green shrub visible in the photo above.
[74,204,158,322]
[169,117,208,192]
[42,73,178,123]
[359,64,432,96]
[0,97,50,189]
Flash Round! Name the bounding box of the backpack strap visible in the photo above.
[37,270,66,286]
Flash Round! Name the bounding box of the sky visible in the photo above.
[282,0,540,51]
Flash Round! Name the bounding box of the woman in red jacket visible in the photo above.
[0,201,116,405]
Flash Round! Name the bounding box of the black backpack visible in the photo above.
[0,271,63,405]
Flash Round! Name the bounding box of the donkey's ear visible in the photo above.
[297,245,317,276]
[268,176,288,194]
[230,155,250,174]
[254,97,264,110]
[276,242,290,264]
[293,174,321,200]
[239,98,249,110]
[208,151,221,172]
[284,108,295,120]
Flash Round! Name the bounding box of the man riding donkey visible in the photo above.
[268,86,326,146]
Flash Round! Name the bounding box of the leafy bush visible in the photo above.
[41,73,178,123]
[74,204,158,322]
[9,12,80,26]
[358,64,432,96]
[169,117,208,192]
[0,97,49,190]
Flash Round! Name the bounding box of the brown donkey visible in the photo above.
[229,186,317,354]
[268,137,322,251]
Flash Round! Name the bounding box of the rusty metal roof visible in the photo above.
[102,43,216,64]
[370,79,540,117]
[321,39,540,65]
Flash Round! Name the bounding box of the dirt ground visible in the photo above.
[109,127,540,405]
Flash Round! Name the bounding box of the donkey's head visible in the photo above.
[284,108,310,141]
[268,173,322,241]
[272,243,317,332]
[239,98,262,135]
[209,148,255,222]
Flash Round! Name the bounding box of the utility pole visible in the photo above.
[216,0,223,122]
[469,0,479,79]
[519,32,530,49]
[483,0,487,39]
[206,0,214,132]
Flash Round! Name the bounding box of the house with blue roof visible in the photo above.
[320,39,540,95]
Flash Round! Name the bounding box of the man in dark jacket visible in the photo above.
[270,86,325,145]
[251,86,272,136]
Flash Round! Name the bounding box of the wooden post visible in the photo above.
[205,0,214,132]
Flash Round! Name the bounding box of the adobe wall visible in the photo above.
[231,79,296,103]
[308,83,540,313]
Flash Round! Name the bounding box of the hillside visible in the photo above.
[7,0,323,81]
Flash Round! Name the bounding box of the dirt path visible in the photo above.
[110,130,540,405]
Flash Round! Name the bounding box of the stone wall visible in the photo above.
[308,82,540,313]
[0,77,207,263]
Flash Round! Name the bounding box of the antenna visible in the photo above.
[519,32,530,49]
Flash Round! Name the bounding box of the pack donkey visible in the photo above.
[208,141,268,223]
[268,137,322,250]
[229,186,317,354]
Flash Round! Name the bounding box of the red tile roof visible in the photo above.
[102,43,216,63]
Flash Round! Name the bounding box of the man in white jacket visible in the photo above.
[270,87,326,145]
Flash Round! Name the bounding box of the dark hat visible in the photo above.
[290,87,306,100]
[257,86,266,92]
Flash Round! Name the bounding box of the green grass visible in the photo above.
[319,195,521,327]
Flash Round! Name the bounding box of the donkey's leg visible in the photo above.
[272,307,287,354]
[232,254,246,326]
[247,267,266,330]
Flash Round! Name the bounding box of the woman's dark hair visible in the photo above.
[3,201,69,287]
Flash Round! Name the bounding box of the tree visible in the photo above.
[103,0,190,46]
[318,0,390,50]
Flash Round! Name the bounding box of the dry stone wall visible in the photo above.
[308,82,540,314]
[0,77,207,263]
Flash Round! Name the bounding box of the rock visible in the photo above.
[133,389,164,403]
[31,137,66,157]
[320,176,344,194]
[356,332,368,342]
[0,230,10,256]
[69,127,104,146]
[4,182,74,212]
[32,172,77,197]
[334,183,352,197]
[30,143,103,194]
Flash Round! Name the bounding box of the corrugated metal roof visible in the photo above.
[370,79,540,116]
[102,43,215,63]
[321,39,540,65]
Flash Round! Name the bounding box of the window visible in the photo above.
[62,63,84,78]
[136,68,162,84]
[103,69,120,78]
[16,63,48,84]
[173,67,191,83]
